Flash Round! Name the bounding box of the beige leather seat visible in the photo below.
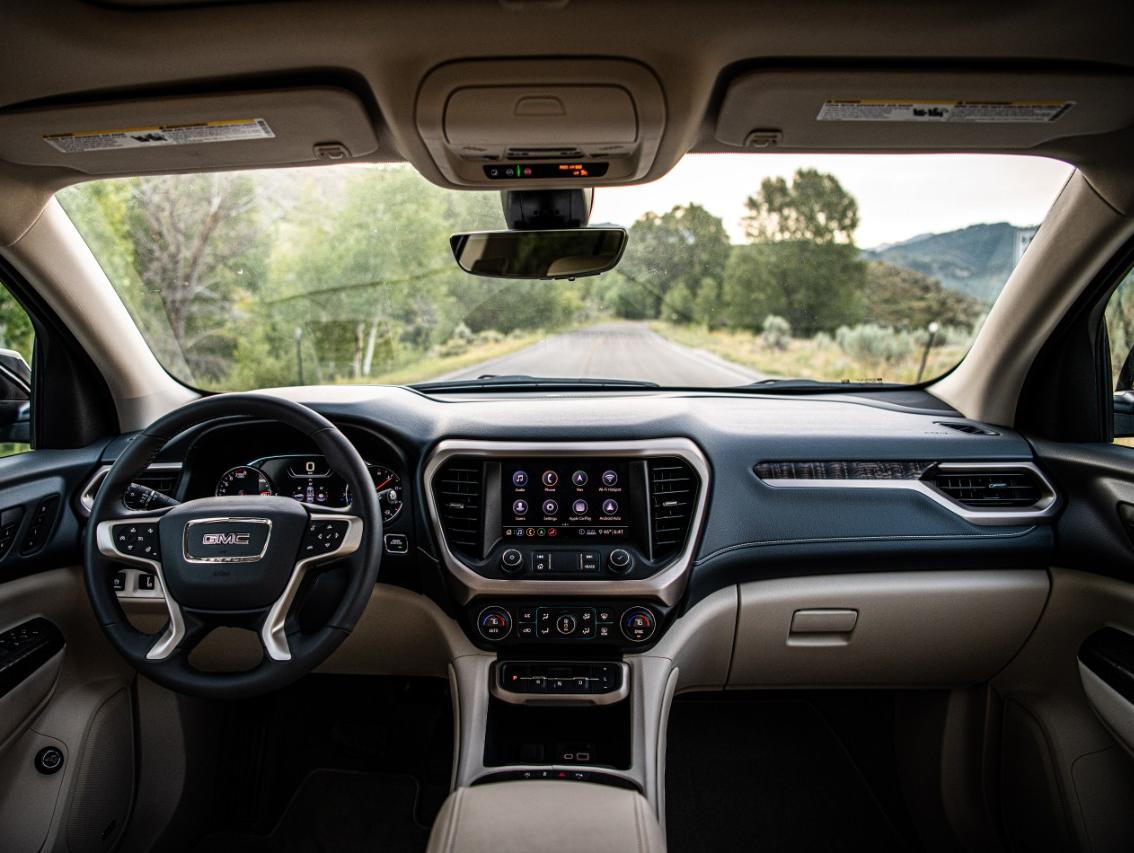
[426,781,667,852]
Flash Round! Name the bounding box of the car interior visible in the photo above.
[3,1,1134,851]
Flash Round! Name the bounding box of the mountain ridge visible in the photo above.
[862,222,1037,302]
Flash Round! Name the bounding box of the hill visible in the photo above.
[863,222,1037,302]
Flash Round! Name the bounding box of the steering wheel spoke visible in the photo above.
[261,511,364,661]
[95,516,188,660]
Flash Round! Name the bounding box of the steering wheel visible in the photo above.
[83,394,382,699]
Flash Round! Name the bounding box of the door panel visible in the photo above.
[0,442,139,853]
[990,438,1134,852]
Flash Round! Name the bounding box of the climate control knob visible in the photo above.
[608,548,633,574]
[477,606,512,641]
[621,606,656,643]
[500,548,524,574]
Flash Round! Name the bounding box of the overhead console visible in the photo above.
[424,439,708,650]
[414,59,666,188]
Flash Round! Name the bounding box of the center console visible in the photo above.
[424,438,709,652]
[426,439,708,810]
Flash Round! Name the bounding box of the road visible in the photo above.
[434,322,765,386]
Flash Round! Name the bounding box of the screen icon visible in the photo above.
[512,499,528,515]
[601,470,619,486]
[541,470,559,487]
[572,499,588,514]
[542,499,558,515]
[602,498,619,515]
[572,470,588,486]
[512,470,528,487]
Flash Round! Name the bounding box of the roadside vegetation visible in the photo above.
[44,163,1002,391]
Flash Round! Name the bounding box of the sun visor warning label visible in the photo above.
[43,118,275,153]
[816,100,1074,123]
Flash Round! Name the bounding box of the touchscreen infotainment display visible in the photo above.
[501,459,629,541]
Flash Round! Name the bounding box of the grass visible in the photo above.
[651,321,969,384]
[359,332,544,386]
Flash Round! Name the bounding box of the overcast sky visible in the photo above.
[589,153,1074,249]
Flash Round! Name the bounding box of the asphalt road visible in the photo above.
[435,322,765,386]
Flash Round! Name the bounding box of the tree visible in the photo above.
[723,169,868,334]
[861,261,983,331]
[605,204,730,322]
[742,168,859,244]
[722,241,866,335]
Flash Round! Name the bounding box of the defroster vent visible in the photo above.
[434,462,484,555]
[649,458,698,561]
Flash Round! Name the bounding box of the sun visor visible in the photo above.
[0,87,380,175]
[715,68,1134,151]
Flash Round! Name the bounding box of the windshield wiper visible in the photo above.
[413,374,661,392]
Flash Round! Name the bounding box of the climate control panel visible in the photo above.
[470,600,663,649]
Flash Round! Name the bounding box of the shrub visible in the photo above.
[835,323,914,364]
[761,314,792,350]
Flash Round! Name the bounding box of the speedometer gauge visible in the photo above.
[215,466,274,497]
[344,465,403,522]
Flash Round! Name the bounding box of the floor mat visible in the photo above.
[665,698,914,852]
[198,769,430,853]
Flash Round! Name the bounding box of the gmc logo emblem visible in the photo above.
[201,532,251,546]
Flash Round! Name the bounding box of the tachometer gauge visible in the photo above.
[215,466,274,497]
[359,465,404,523]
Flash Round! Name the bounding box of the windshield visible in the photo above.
[58,154,1072,391]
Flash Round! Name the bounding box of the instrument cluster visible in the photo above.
[215,454,404,523]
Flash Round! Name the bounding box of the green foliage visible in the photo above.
[55,162,985,390]
[761,315,791,350]
[608,204,730,323]
[862,261,983,331]
[722,241,867,335]
[742,168,859,244]
[835,323,915,365]
[0,288,34,363]
[1106,268,1134,388]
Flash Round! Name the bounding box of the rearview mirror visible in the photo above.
[449,228,627,280]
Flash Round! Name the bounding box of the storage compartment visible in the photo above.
[428,780,664,852]
[415,59,665,187]
[729,570,1049,687]
[484,695,631,769]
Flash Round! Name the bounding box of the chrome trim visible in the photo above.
[422,438,711,606]
[260,513,363,661]
[489,660,631,706]
[760,460,1059,526]
[182,517,272,564]
[79,462,183,516]
[96,517,185,660]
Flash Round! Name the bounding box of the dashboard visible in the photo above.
[113,386,1059,655]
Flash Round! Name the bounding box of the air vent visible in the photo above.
[434,462,484,555]
[79,464,183,515]
[926,468,1046,508]
[126,471,180,510]
[936,421,999,436]
[649,458,698,561]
